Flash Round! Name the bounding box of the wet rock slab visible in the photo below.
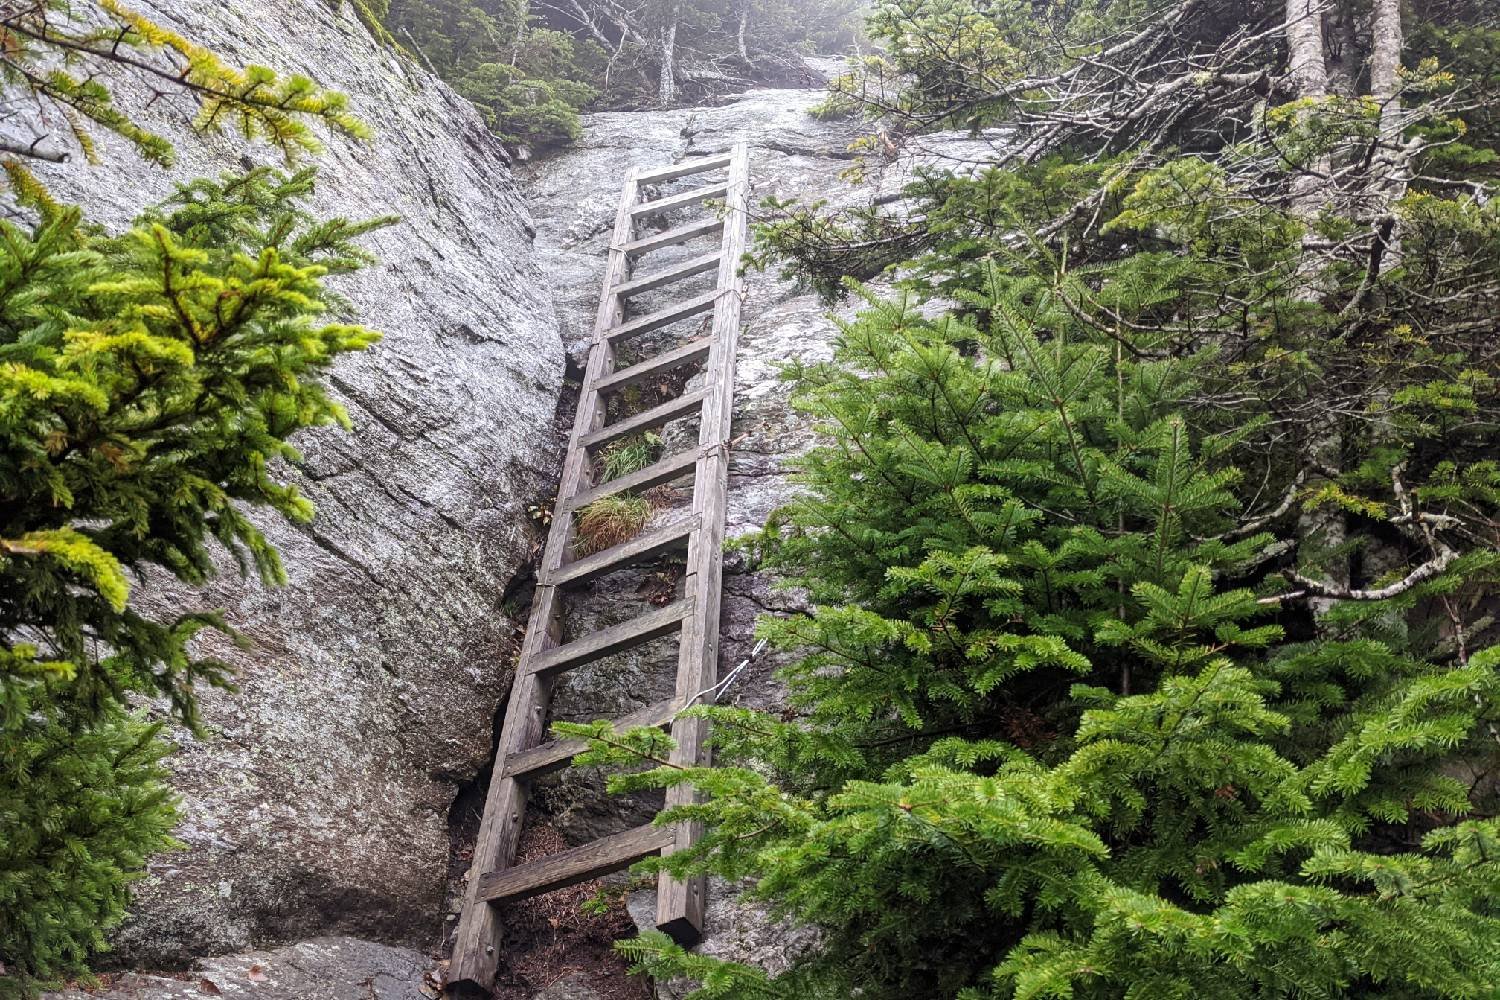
[42,937,438,1000]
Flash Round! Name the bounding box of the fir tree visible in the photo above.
[564,264,1500,998]
[0,167,390,997]
[383,0,860,135]
[385,0,605,149]
[0,6,390,993]
[560,2,1500,995]
[0,0,368,167]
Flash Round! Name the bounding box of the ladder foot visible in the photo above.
[443,981,491,1000]
[655,912,705,946]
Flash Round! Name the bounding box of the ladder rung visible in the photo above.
[622,218,724,258]
[478,823,676,903]
[634,155,732,185]
[592,338,712,396]
[605,290,720,343]
[615,252,722,298]
[546,516,700,589]
[569,448,698,511]
[503,698,681,780]
[631,183,728,219]
[582,389,708,451]
[528,600,692,679]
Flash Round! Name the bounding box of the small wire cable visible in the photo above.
[688,637,769,707]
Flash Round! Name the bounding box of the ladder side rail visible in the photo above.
[655,142,751,942]
[449,173,641,996]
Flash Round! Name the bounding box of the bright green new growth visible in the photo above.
[0,168,389,995]
[0,0,369,167]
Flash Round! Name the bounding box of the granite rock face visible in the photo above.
[23,0,564,967]
[42,938,438,1000]
[626,883,819,999]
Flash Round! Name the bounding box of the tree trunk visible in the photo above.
[658,4,679,105]
[736,0,750,63]
[1366,0,1408,280]
[1285,0,1329,100]
[1370,0,1403,143]
[1283,0,1349,609]
[1284,0,1332,222]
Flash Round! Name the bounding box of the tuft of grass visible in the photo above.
[600,432,663,481]
[574,494,653,555]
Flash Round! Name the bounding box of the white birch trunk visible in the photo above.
[1284,0,1332,223]
[1284,0,1349,604]
[1370,0,1403,142]
[736,0,750,63]
[658,7,679,105]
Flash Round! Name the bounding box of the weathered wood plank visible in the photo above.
[528,599,692,679]
[566,448,698,510]
[544,516,700,589]
[448,600,556,993]
[502,697,682,781]
[622,217,723,258]
[633,154,732,185]
[656,140,750,944]
[592,338,712,396]
[605,290,720,343]
[580,388,707,451]
[478,824,676,903]
[630,182,728,219]
[614,251,721,298]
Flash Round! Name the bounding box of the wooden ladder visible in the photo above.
[448,143,750,996]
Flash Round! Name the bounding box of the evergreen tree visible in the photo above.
[559,1,1500,996]
[566,267,1500,998]
[0,5,389,994]
[384,0,860,137]
[0,166,389,998]
[385,0,604,149]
